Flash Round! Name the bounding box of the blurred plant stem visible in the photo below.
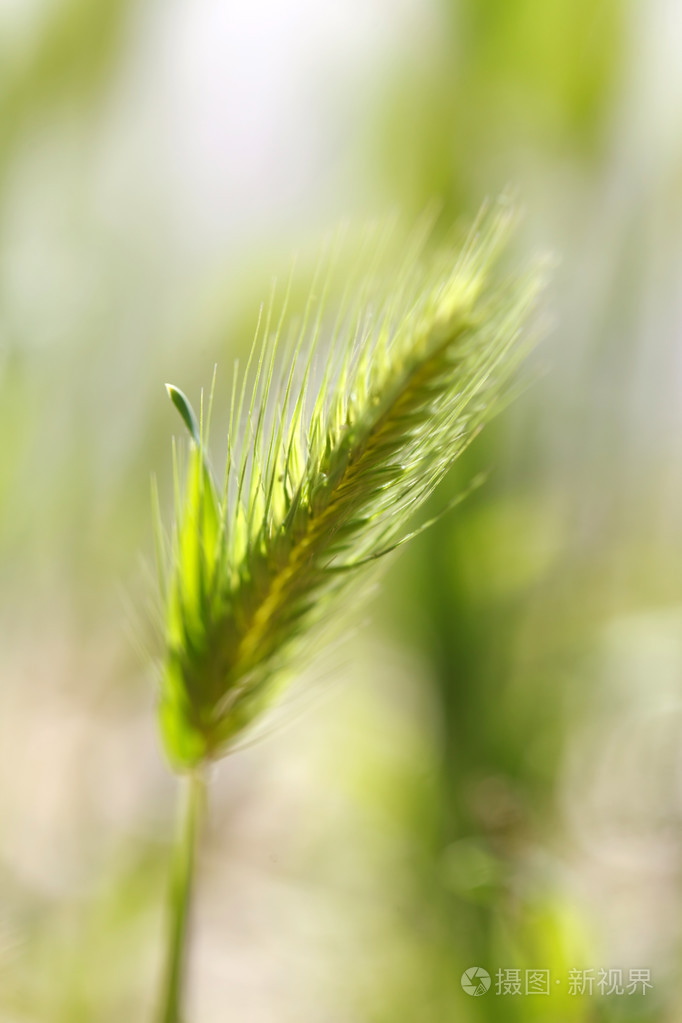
[158,770,206,1023]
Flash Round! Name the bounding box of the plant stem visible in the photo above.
[158,770,206,1023]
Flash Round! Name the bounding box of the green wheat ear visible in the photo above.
[155,200,543,771]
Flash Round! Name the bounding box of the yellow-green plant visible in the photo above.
[152,200,542,1022]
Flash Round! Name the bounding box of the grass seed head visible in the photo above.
[155,199,544,770]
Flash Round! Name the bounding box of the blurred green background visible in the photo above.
[1,0,682,1020]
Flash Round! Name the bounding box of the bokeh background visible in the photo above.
[2,0,682,1020]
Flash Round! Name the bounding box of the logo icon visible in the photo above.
[461,967,491,996]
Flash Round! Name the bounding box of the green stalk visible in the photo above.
[158,770,206,1023]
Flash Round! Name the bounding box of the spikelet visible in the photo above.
[155,200,542,769]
